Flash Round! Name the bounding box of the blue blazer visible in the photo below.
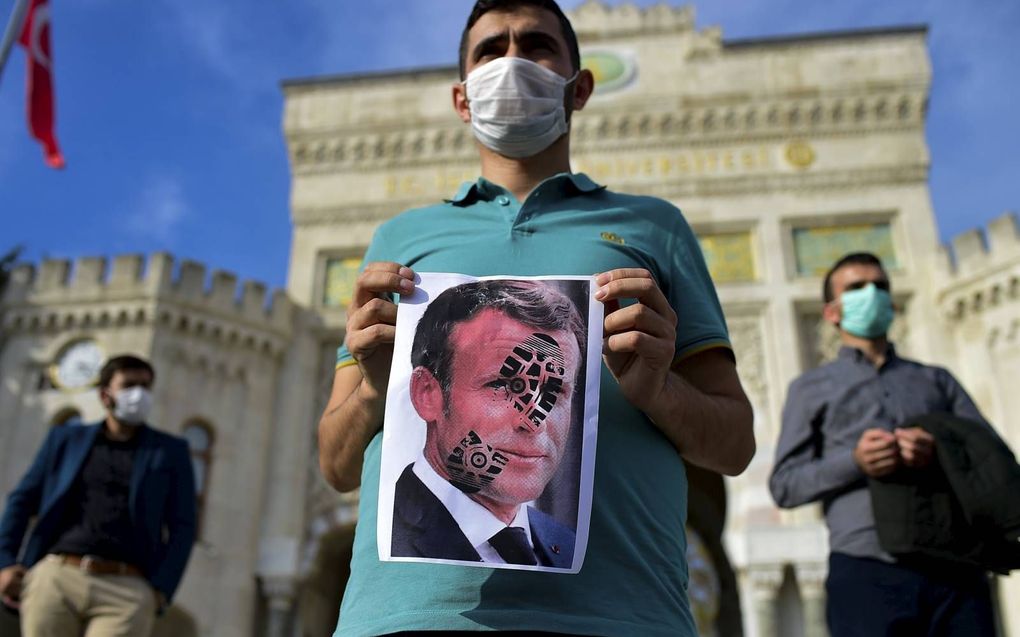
[391,464,576,568]
[0,422,197,601]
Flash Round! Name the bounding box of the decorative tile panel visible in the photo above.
[323,257,362,308]
[793,223,896,276]
[698,232,756,283]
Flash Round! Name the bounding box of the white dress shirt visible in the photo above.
[412,452,533,564]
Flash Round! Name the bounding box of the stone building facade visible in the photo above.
[0,2,1017,636]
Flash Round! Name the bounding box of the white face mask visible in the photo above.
[112,386,153,424]
[464,57,577,159]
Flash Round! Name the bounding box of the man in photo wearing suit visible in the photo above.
[394,280,585,568]
[0,355,197,637]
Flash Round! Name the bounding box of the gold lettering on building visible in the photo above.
[384,169,477,199]
[573,145,775,184]
[381,145,783,198]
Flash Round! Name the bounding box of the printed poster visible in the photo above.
[377,273,603,573]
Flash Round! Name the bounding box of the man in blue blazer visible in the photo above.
[0,355,196,637]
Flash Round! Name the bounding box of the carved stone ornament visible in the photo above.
[728,314,769,415]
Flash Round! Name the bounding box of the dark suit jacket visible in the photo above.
[391,464,575,568]
[0,422,197,600]
[870,413,1020,573]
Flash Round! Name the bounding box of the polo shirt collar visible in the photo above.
[447,172,604,205]
[565,172,604,193]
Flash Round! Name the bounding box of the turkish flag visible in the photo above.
[18,0,64,169]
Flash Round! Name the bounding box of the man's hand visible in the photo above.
[595,269,677,413]
[895,427,935,468]
[318,262,415,492]
[853,428,900,477]
[345,262,416,401]
[0,564,26,609]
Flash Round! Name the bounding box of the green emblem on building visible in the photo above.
[582,50,637,94]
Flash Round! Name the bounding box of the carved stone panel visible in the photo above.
[727,312,770,428]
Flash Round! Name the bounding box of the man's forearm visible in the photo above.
[769,448,861,508]
[318,381,386,492]
[645,371,755,476]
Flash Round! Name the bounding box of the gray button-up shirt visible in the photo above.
[769,344,988,561]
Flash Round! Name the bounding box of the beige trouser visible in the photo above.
[20,555,156,637]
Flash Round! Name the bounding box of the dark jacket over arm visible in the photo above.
[869,412,1020,573]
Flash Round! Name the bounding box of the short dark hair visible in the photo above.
[99,355,155,389]
[458,0,582,80]
[822,252,887,303]
[412,280,586,396]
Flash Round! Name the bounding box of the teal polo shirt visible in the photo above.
[334,172,729,637]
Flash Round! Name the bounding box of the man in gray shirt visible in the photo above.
[769,252,995,637]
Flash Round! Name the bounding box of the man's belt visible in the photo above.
[56,554,144,578]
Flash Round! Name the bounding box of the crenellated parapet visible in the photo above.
[0,254,298,357]
[937,212,1020,323]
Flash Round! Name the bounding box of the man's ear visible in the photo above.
[410,367,444,421]
[452,82,471,124]
[98,386,113,410]
[822,300,842,327]
[571,68,595,113]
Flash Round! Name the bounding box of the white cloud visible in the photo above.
[125,174,191,243]
[155,0,274,94]
[308,0,471,74]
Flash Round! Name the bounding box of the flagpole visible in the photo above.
[0,0,30,85]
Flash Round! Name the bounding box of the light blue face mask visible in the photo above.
[839,283,894,338]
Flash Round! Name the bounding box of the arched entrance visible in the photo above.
[686,462,744,637]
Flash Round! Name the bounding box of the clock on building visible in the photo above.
[50,340,105,391]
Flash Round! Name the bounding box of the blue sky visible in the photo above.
[1,0,1016,291]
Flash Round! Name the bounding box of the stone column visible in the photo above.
[262,575,296,637]
[796,562,829,637]
[748,565,784,637]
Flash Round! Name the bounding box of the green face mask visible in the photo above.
[839,283,894,338]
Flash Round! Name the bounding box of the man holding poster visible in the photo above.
[318,1,755,635]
